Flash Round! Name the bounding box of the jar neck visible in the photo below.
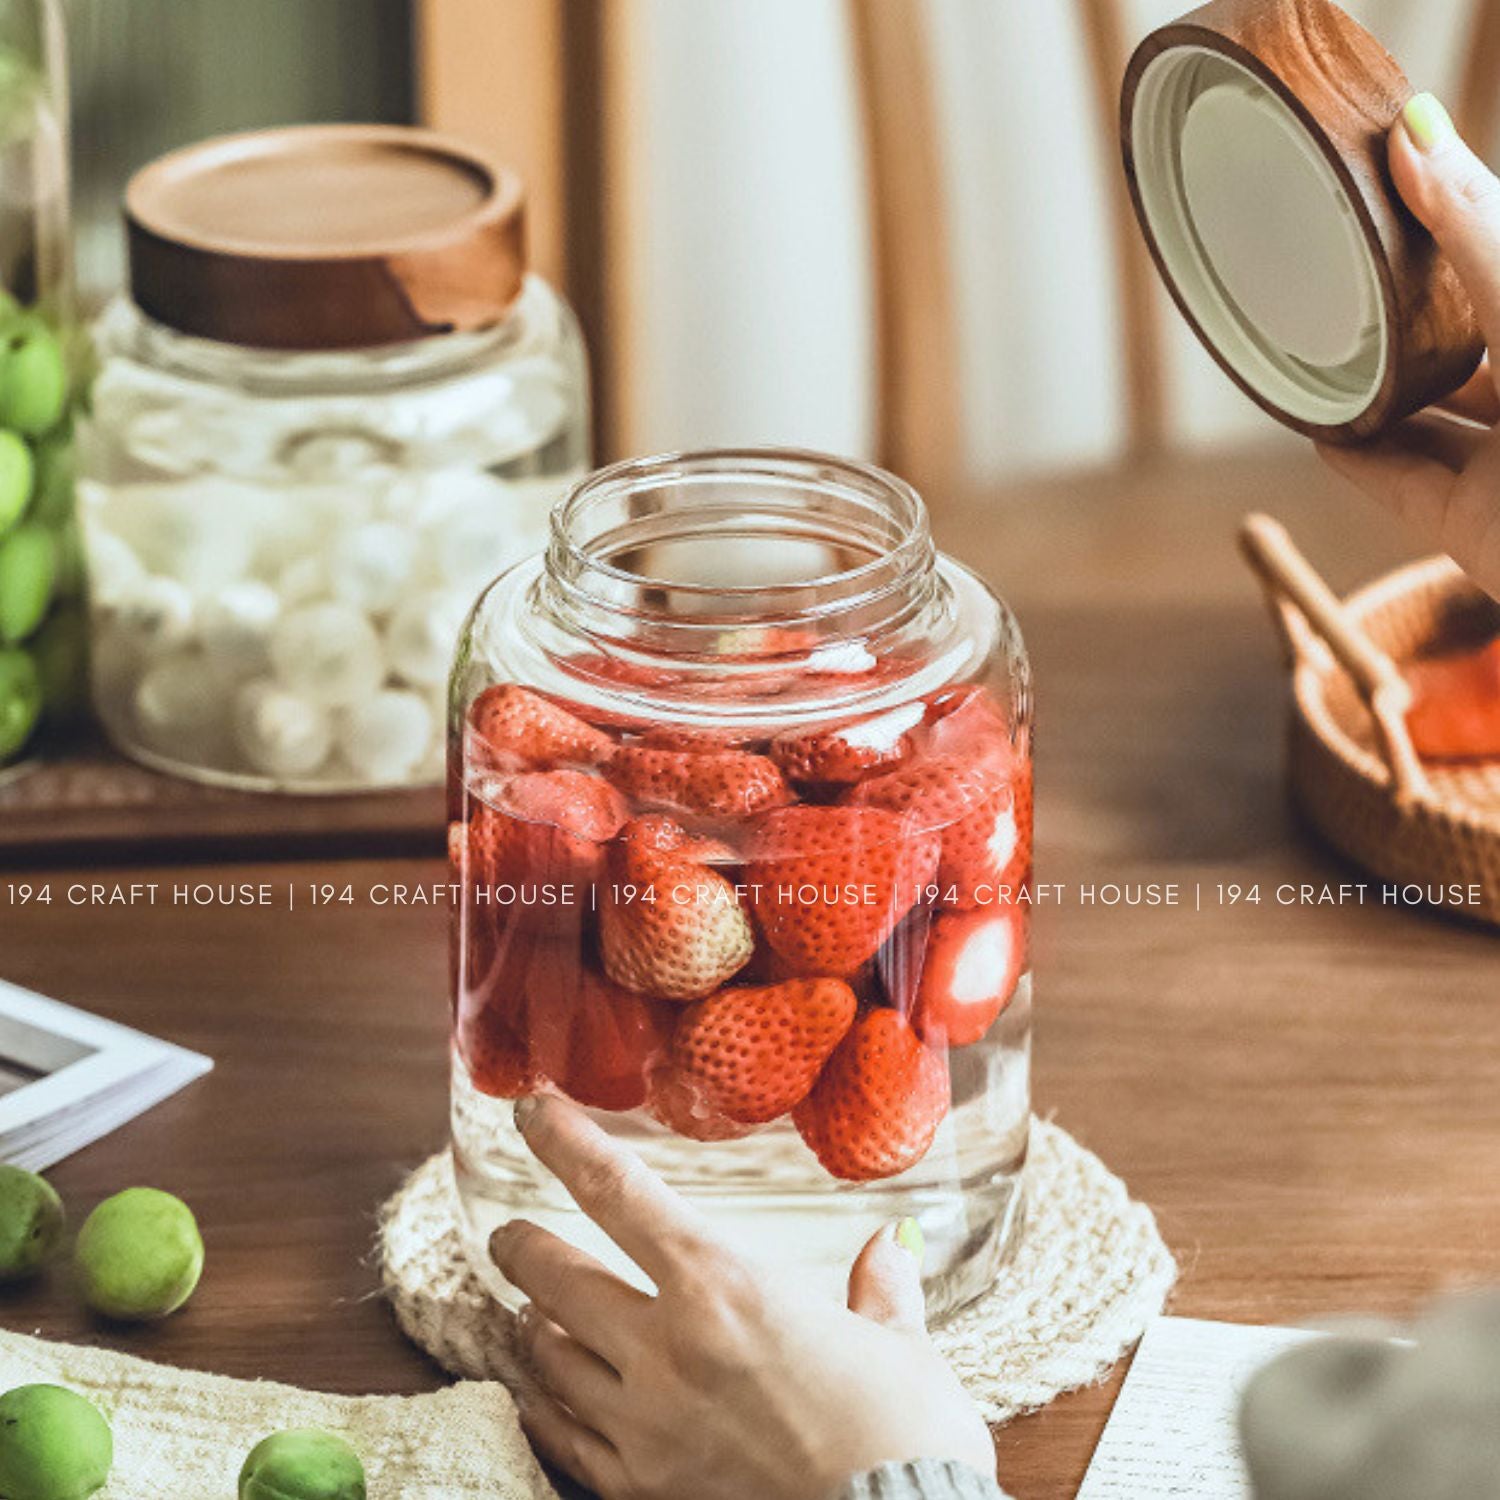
[540,449,939,662]
[95,274,549,398]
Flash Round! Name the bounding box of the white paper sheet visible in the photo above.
[1077,1316,1321,1500]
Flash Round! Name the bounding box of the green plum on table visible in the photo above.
[239,1429,367,1500]
[0,1384,113,1500]
[73,1186,204,1322]
[0,1164,64,1282]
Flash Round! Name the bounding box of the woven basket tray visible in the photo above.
[1242,515,1500,926]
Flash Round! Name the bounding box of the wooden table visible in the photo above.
[5,443,1499,1500]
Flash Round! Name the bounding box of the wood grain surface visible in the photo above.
[0,735,443,865]
[4,444,1498,1500]
[1121,0,1483,442]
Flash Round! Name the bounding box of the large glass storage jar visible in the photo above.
[450,450,1033,1321]
[78,126,589,792]
[0,0,87,780]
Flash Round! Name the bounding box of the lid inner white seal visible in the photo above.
[1132,46,1387,425]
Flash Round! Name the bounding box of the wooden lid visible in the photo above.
[125,125,526,350]
[1121,0,1482,443]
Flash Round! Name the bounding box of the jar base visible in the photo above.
[453,1069,1030,1327]
[97,722,442,797]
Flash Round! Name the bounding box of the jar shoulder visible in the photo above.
[89,273,585,397]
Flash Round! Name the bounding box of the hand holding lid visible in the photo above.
[1122,0,1483,442]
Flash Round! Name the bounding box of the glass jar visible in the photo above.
[78,127,590,792]
[0,0,87,781]
[449,450,1033,1321]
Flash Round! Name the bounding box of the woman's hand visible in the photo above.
[490,1094,995,1500]
[1318,93,1500,599]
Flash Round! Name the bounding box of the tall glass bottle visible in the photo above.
[0,0,86,778]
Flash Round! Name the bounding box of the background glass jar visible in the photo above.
[449,450,1033,1321]
[0,0,88,779]
[78,127,590,792]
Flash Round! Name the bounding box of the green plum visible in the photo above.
[30,606,86,726]
[73,1187,204,1322]
[48,521,84,602]
[239,1429,367,1500]
[0,646,41,760]
[0,1165,64,1282]
[0,523,55,643]
[0,320,68,438]
[0,1384,113,1500]
[27,431,72,530]
[0,427,34,536]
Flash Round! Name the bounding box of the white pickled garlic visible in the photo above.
[269,602,384,707]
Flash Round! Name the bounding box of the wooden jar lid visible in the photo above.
[1121,0,1482,442]
[125,125,526,351]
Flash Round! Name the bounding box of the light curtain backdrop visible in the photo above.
[61,0,1481,486]
[614,0,1476,482]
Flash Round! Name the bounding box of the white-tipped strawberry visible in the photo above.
[908,906,1025,1047]
[599,816,755,1001]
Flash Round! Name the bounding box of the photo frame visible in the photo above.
[0,978,212,1171]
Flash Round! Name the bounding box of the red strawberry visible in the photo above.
[924,683,986,724]
[924,683,1013,748]
[461,925,672,1110]
[455,918,543,1098]
[599,816,755,1000]
[466,769,628,892]
[605,745,791,821]
[746,805,939,976]
[531,965,675,1112]
[769,701,923,787]
[848,754,1030,908]
[560,652,680,692]
[637,726,758,753]
[672,978,857,1124]
[468,684,615,769]
[871,903,935,1011]
[794,1009,950,1181]
[1406,640,1500,759]
[648,1069,756,1141]
[908,907,1025,1047]
[458,1006,538,1098]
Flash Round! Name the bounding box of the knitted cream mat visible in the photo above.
[379,1117,1178,1425]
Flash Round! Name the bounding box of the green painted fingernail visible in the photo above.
[895,1216,924,1264]
[1403,92,1455,153]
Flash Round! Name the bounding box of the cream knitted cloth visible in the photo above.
[380,1117,1177,1425]
[0,1329,558,1499]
